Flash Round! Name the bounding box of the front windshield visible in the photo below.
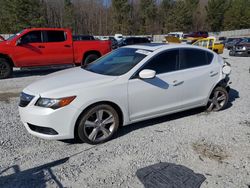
[6,30,24,41]
[84,48,149,76]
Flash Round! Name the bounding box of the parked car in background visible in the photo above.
[118,37,150,47]
[184,31,209,38]
[73,35,95,41]
[114,34,123,42]
[165,36,181,43]
[168,32,184,40]
[108,36,119,49]
[0,35,5,42]
[0,28,111,79]
[221,37,238,45]
[183,31,209,44]
[225,38,244,50]
[19,44,231,144]
[192,37,224,54]
[229,38,250,57]
[218,36,227,42]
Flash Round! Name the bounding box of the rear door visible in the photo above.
[178,48,219,107]
[42,30,73,65]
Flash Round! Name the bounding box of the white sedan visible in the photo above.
[19,44,231,144]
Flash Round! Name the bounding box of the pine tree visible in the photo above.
[0,0,45,33]
[111,0,131,34]
[159,0,174,33]
[206,0,230,31]
[63,0,74,30]
[139,0,157,34]
[223,0,250,30]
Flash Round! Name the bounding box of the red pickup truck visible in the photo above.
[0,28,111,79]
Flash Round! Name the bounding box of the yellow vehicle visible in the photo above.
[165,36,181,43]
[192,37,224,54]
[184,37,204,44]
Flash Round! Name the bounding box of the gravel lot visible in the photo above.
[0,50,250,188]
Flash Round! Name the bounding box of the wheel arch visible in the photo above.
[74,101,124,139]
[0,54,14,67]
[82,50,101,62]
[207,78,230,104]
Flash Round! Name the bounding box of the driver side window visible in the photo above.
[141,49,179,75]
[21,31,42,44]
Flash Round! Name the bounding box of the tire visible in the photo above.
[206,86,229,112]
[229,50,235,56]
[83,54,99,66]
[77,104,119,145]
[0,58,12,79]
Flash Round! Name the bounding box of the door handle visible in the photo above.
[209,71,218,77]
[64,45,71,48]
[38,45,45,48]
[173,80,184,86]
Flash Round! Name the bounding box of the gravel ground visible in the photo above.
[0,50,250,188]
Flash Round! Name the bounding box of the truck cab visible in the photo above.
[0,28,111,79]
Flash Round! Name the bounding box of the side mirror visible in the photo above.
[139,69,156,79]
[15,38,22,46]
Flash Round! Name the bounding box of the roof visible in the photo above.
[123,43,204,52]
[124,43,168,51]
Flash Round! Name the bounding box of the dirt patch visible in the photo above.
[0,92,20,103]
[239,120,250,127]
[192,140,228,162]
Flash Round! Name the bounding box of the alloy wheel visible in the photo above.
[207,89,228,111]
[83,109,116,142]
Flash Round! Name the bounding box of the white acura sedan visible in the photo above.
[19,44,231,144]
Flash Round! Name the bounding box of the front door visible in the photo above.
[128,49,184,121]
[13,30,45,67]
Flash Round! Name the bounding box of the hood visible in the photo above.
[24,67,118,96]
[0,41,8,46]
[236,42,250,47]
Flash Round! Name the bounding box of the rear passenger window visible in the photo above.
[46,31,66,42]
[142,50,179,74]
[179,49,212,69]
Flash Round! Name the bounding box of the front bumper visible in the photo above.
[229,50,250,57]
[19,96,80,140]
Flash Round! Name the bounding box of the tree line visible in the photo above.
[0,0,249,35]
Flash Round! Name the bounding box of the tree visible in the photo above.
[0,0,45,33]
[111,0,132,34]
[138,0,157,34]
[63,0,75,30]
[159,0,174,33]
[206,0,230,31]
[223,0,250,30]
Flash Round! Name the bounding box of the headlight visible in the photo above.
[35,96,76,109]
[242,46,246,50]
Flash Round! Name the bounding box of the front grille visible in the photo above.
[28,123,58,135]
[19,92,34,107]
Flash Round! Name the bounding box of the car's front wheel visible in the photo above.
[77,104,119,144]
[0,58,12,79]
[206,86,229,112]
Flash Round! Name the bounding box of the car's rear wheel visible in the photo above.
[83,54,99,66]
[77,104,119,144]
[206,87,229,112]
[0,58,12,79]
